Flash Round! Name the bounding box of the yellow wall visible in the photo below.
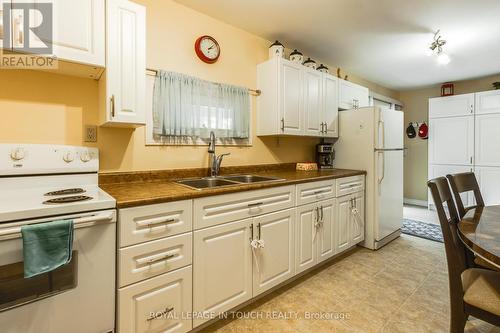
[0,0,398,173]
[400,74,500,201]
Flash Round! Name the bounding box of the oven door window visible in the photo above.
[0,251,78,312]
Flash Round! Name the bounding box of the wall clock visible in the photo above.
[195,35,220,64]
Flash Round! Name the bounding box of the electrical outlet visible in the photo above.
[84,125,98,142]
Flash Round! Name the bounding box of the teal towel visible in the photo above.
[21,219,74,278]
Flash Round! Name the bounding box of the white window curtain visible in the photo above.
[153,70,250,139]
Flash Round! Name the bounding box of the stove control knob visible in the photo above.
[63,151,74,163]
[80,151,91,163]
[10,147,25,161]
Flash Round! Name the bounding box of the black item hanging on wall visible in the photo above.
[406,123,416,139]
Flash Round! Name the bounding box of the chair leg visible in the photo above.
[449,311,467,333]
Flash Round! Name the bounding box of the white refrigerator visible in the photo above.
[334,107,404,250]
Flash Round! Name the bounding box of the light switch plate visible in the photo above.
[84,125,98,142]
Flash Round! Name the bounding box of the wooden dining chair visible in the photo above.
[427,177,500,332]
[446,172,484,219]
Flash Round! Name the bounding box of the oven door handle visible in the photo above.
[0,211,116,240]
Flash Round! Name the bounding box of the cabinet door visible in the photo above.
[350,192,365,245]
[336,195,350,253]
[428,164,474,208]
[338,79,369,110]
[279,60,303,135]
[428,116,474,165]
[429,94,474,118]
[476,167,500,206]
[303,69,322,136]
[475,90,500,115]
[29,0,105,66]
[117,266,192,333]
[253,209,295,296]
[193,219,252,327]
[475,113,500,166]
[317,199,336,263]
[322,74,339,137]
[106,0,146,125]
[295,203,318,274]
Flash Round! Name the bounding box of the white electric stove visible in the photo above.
[0,144,116,333]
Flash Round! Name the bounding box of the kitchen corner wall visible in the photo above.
[400,73,500,202]
[0,0,397,173]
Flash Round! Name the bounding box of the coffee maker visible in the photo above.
[316,142,335,169]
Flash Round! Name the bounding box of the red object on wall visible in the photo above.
[441,82,454,96]
[418,122,428,139]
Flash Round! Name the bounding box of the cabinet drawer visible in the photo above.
[296,179,335,205]
[118,233,192,288]
[336,175,365,197]
[118,266,192,333]
[119,200,192,248]
[193,185,295,229]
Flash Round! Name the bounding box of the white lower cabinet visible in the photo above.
[337,195,351,253]
[350,192,365,244]
[252,209,295,296]
[337,192,365,251]
[476,166,500,206]
[118,266,192,333]
[317,199,336,263]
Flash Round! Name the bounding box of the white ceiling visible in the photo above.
[175,0,500,90]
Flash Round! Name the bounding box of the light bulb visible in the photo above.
[437,52,450,65]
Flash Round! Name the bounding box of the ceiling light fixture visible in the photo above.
[428,30,450,65]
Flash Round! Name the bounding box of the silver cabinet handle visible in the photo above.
[315,206,319,223]
[146,254,175,264]
[257,222,262,240]
[137,217,176,228]
[110,94,115,118]
[281,118,285,131]
[314,190,327,195]
[324,123,328,133]
[320,206,324,222]
[147,307,174,321]
[248,202,264,208]
[249,224,254,241]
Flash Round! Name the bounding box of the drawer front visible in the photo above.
[193,185,295,229]
[118,266,192,333]
[296,179,335,205]
[119,233,192,287]
[336,175,365,197]
[119,200,192,248]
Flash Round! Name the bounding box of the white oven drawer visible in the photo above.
[118,266,192,333]
[336,175,365,197]
[193,185,295,229]
[296,179,336,205]
[118,200,192,248]
[118,232,192,288]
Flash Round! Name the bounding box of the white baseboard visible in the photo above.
[404,198,428,207]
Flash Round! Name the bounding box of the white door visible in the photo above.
[317,199,336,263]
[29,0,105,66]
[322,74,339,137]
[428,116,474,165]
[475,113,500,166]
[350,192,365,245]
[193,219,253,327]
[280,61,303,135]
[252,209,295,296]
[375,151,403,242]
[336,195,350,253]
[428,164,474,208]
[475,90,500,115]
[303,69,322,136]
[429,93,474,118]
[295,203,318,274]
[476,167,500,206]
[106,0,146,125]
[375,108,404,149]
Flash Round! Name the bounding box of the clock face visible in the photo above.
[195,36,220,63]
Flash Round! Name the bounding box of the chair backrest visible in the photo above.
[446,172,485,219]
[427,177,467,305]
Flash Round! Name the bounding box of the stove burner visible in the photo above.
[43,195,93,205]
[45,188,85,196]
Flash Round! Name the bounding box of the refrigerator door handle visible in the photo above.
[378,119,385,150]
[378,151,385,184]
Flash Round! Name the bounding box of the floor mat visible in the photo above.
[402,219,443,243]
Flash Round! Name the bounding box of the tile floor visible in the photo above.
[403,204,440,225]
[202,235,499,333]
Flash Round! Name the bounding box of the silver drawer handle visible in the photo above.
[248,202,264,208]
[314,190,327,195]
[137,218,176,228]
[147,306,174,321]
[142,253,175,265]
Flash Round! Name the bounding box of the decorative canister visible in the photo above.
[303,57,316,69]
[269,40,285,59]
[317,64,329,73]
[289,49,303,63]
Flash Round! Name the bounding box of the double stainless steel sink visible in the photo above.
[176,174,283,190]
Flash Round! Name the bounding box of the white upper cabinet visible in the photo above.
[101,0,146,127]
[338,79,369,110]
[429,93,474,118]
[475,112,500,166]
[428,116,474,165]
[257,58,340,137]
[475,90,500,115]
